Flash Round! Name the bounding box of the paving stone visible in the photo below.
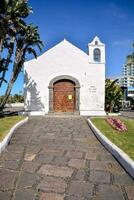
[64,196,86,200]
[0,151,23,161]
[37,164,73,178]
[74,169,86,180]
[24,153,36,161]
[125,186,134,200]
[0,191,11,200]
[14,189,36,200]
[0,160,19,170]
[90,170,110,184]
[85,152,97,160]
[97,153,116,162]
[41,148,64,157]
[7,145,25,153]
[68,159,86,168]
[11,136,29,144]
[90,161,107,171]
[0,169,17,190]
[17,172,39,188]
[65,151,83,159]
[40,192,64,200]
[107,162,126,174]
[37,177,67,193]
[52,156,68,166]
[25,145,41,154]
[22,161,40,173]
[97,184,124,200]
[66,181,93,198]
[34,154,54,164]
[113,174,134,185]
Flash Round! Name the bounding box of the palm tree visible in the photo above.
[0,25,43,109]
[0,0,32,88]
[105,79,123,113]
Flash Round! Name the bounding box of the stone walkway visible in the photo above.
[0,116,133,200]
[121,111,134,119]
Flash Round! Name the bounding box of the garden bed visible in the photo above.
[90,117,134,160]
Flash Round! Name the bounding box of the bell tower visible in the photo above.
[88,36,105,64]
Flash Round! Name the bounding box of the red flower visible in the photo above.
[106,117,127,132]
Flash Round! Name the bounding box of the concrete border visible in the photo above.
[0,117,29,154]
[18,111,45,116]
[87,118,134,178]
[107,112,121,116]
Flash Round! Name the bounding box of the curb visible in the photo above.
[87,118,134,178]
[0,117,29,154]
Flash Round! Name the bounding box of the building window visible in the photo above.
[94,48,101,62]
[95,41,98,45]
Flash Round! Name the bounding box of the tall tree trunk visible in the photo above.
[0,48,23,110]
[0,37,15,88]
[0,38,4,58]
[0,78,14,110]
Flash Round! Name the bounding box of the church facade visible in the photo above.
[24,36,106,116]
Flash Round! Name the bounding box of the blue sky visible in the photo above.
[1,0,134,95]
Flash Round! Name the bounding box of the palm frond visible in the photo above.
[27,47,37,59]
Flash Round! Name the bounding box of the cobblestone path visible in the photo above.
[0,116,134,200]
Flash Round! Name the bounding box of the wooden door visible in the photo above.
[54,80,75,112]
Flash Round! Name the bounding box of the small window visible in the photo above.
[94,48,101,62]
[95,41,98,45]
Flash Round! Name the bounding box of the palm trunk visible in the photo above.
[109,101,115,113]
[0,68,20,110]
[0,38,4,57]
[0,79,14,110]
[0,48,24,110]
[0,38,15,88]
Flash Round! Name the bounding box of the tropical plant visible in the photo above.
[105,79,123,113]
[0,0,32,88]
[0,94,24,104]
[0,0,43,110]
[1,25,43,109]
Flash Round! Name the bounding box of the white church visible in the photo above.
[24,36,106,116]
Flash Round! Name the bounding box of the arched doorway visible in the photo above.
[54,80,75,112]
[49,75,80,113]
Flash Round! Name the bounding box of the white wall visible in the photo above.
[24,39,105,116]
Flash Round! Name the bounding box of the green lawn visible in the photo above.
[0,116,25,141]
[91,117,134,160]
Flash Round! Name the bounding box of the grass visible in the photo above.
[91,117,134,160]
[0,116,25,141]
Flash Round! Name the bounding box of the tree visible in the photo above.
[1,25,43,109]
[0,0,32,88]
[0,94,24,104]
[105,79,123,113]
[0,0,43,110]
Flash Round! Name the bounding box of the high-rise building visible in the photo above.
[122,44,134,99]
[123,45,134,87]
[118,43,134,100]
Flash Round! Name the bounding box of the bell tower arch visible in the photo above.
[88,36,105,64]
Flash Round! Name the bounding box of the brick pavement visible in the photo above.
[0,116,133,200]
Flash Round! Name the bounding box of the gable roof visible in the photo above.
[88,36,105,46]
[44,38,88,56]
[25,38,88,64]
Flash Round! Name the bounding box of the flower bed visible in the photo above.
[106,117,127,132]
